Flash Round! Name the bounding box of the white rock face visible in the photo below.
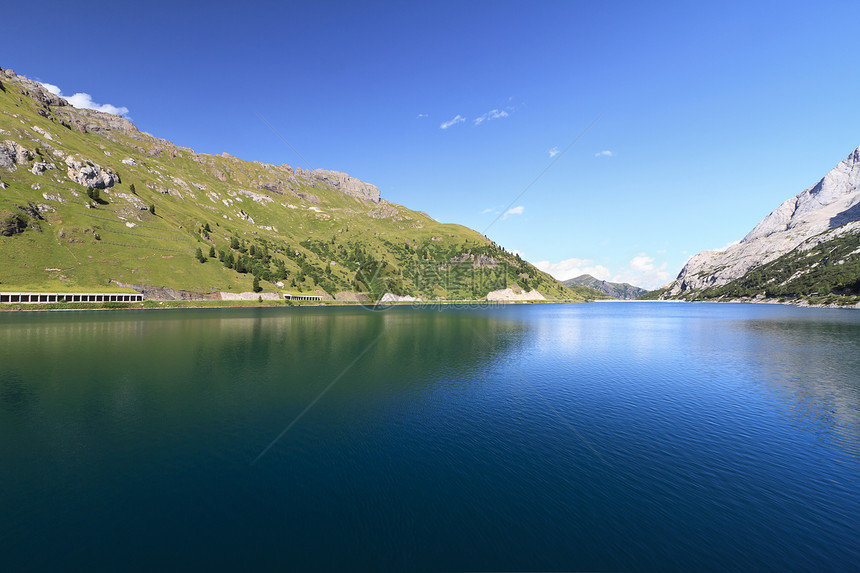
[486,288,546,301]
[379,293,422,302]
[237,189,273,204]
[31,125,54,141]
[666,146,860,296]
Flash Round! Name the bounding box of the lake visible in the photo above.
[1,302,859,571]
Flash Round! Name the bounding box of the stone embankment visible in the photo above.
[110,281,221,300]
[219,292,281,301]
[379,293,422,302]
[486,288,546,301]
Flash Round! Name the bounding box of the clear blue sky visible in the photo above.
[6,0,860,288]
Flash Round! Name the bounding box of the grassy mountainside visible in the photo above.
[676,222,860,306]
[0,67,590,301]
[561,274,643,300]
[635,287,668,300]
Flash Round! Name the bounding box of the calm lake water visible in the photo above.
[1,302,859,571]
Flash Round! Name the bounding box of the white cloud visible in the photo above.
[548,146,559,158]
[66,93,130,116]
[480,207,495,214]
[502,205,524,219]
[440,114,465,129]
[629,254,656,272]
[594,150,614,157]
[712,240,740,253]
[612,253,671,290]
[416,113,428,119]
[535,253,674,289]
[474,108,509,126]
[39,81,129,116]
[41,82,61,95]
[533,258,612,282]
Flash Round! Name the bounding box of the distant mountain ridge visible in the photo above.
[562,274,647,300]
[661,145,860,305]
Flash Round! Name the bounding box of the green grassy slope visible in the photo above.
[0,68,586,301]
[635,287,668,300]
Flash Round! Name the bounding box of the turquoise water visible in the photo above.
[1,303,859,571]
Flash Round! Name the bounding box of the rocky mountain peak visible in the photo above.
[664,145,860,296]
[743,145,860,243]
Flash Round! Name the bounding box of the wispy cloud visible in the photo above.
[40,82,129,116]
[416,113,428,119]
[548,146,559,158]
[440,114,465,129]
[533,258,612,282]
[502,205,524,219]
[474,108,509,126]
[480,207,495,214]
[594,150,614,158]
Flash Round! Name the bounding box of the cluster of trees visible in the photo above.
[217,238,272,277]
[197,232,335,292]
[291,240,340,292]
[85,187,106,204]
[188,223,562,299]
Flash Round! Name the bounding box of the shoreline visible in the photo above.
[649,297,860,310]
[3,296,858,312]
[0,298,594,313]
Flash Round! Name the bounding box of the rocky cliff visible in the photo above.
[664,145,860,297]
[311,169,381,203]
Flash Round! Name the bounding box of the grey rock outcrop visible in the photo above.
[65,155,119,189]
[30,161,54,175]
[312,169,381,203]
[0,140,33,170]
[665,145,860,296]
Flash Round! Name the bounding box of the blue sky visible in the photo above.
[6,0,860,288]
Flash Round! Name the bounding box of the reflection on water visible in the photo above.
[1,304,858,571]
[732,317,860,456]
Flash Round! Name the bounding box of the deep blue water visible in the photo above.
[1,302,859,571]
